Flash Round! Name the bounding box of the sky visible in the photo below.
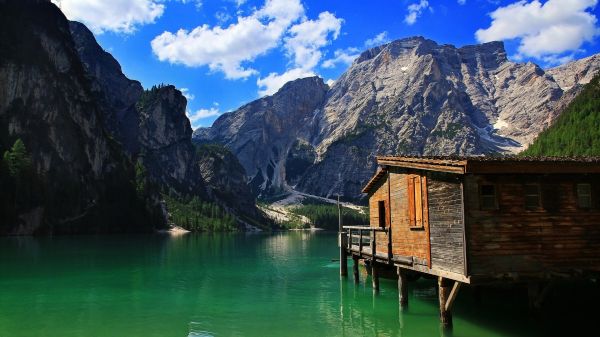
[51,0,600,129]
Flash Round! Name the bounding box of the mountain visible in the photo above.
[522,72,600,156]
[70,21,206,197]
[194,77,328,196]
[194,36,600,200]
[0,0,267,233]
[0,0,160,234]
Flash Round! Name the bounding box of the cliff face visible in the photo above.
[195,37,600,200]
[69,21,142,154]
[195,77,328,196]
[196,144,263,221]
[136,85,206,196]
[68,17,264,224]
[0,0,160,234]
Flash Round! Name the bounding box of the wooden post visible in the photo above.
[352,255,360,284]
[338,195,347,277]
[372,261,380,293]
[438,277,453,328]
[397,267,408,307]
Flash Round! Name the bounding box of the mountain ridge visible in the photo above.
[195,36,600,200]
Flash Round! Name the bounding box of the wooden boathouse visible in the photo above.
[339,156,600,326]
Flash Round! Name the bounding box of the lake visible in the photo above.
[0,232,597,336]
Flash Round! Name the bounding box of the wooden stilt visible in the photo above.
[527,282,551,310]
[352,255,360,284]
[438,277,453,328]
[338,195,348,277]
[339,232,347,277]
[397,267,408,307]
[372,260,380,293]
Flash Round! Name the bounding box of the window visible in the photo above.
[408,175,427,228]
[378,200,386,227]
[524,184,540,210]
[577,183,592,209]
[479,184,497,210]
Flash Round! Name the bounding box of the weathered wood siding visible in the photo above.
[465,174,600,279]
[387,167,430,264]
[368,175,391,255]
[427,172,465,274]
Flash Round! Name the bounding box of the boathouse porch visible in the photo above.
[338,156,600,328]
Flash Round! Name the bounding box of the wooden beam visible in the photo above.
[372,261,380,293]
[397,264,471,284]
[377,159,466,174]
[438,277,453,327]
[397,267,408,307]
[444,281,462,312]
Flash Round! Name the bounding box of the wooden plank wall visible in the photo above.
[465,174,600,278]
[368,177,391,255]
[387,167,429,263]
[427,172,465,275]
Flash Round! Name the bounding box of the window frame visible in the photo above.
[378,200,386,228]
[524,183,542,210]
[479,183,498,210]
[576,183,592,209]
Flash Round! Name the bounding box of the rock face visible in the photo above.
[0,0,160,234]
[69,21,142,154]
[136,85,206,196]
[195,36,600,200]
[68,16,263,222]
[195,77,328,196]
[196,144,263,221]
[70,22,204,197]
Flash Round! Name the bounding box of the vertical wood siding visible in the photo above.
[427,172,465,274]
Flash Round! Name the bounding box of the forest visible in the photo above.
[523,73,600,156]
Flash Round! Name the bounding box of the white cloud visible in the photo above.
[476,0,599,61]
[187,107,221,125]
[404,0,430,25]
[365,31,390,47]
[257,68,315,96]
[52,0,164,34]
[180,88,195,101]
[283,12,343,70]
[326,79,335,86]
[256,10,343,96]
[458,0,466,5]
[322,48,360,68]
[151,0,305,79]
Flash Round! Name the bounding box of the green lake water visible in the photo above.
[0,232,597,337]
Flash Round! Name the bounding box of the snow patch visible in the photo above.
[493,119,508,130]
[401,66,408,72]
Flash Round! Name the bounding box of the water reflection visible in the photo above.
[0,233,598,337]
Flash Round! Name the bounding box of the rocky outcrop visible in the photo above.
[68,15,265,224]
[196,144,263,221]
[136,85,206,196]
[0,0,160,234]
[195,77,328,196]
[195,36,600,200]
[69,21,143,154]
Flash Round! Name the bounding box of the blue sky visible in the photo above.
[53,0,600,128]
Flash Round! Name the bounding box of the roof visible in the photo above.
[362,156,600,194]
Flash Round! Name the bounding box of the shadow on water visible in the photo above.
[0,232,598,337]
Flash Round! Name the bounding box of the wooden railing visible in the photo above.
[342,226,392,262]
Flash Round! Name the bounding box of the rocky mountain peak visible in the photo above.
[197,36,600,201]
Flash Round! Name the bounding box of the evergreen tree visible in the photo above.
[523,72,600,156]
[3,139,31,179]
